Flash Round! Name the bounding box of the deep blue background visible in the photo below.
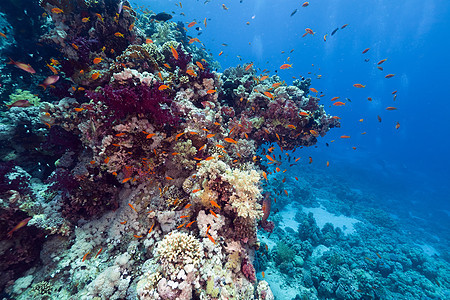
[136,0,450,215]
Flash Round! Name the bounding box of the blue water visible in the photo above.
[151,0,450,206]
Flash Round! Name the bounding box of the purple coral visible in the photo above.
[87,81,178,125]
[168,44,191,71]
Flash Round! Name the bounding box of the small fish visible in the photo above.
[51,8,64,14]
[302,2,309,7]
[327,161,330,167]
[377,66,383,71]
[128,203,137,212]
[8,58,36,74]
[210,200,221,209]
[331,28,339,35]
[82,251,90,262]
[341,24,348,29]
[207,233,216,244]
[287,125,296,130]
[280,64,292,69]
[192,189,201,193]
[187,21,197,27]
[222,4,228,10]
[166,176,174,180]
[114,32,124,38]
[367,97,372,101]
[0,32,6,38]
[340,135,350,138]
[96,13,104,22]
[290,9,297,17]
[263,91,274,99]
[310,88,318,93]
[133,235,143,238]
[284,190,288,196]
[92,72,100,80]
[206,89,216,94]
[93,57,102,64]
[395,121,400,129]
[353,83,365,88]
[309,156,313,164]
[245,63,253,71]
[305,28,314,35]
[330,97,340,101]
[386,107,397,110]
[186,69,197,76]
[158,85,170,91]
[385,74,395,78]
[120,220,127,224]
[377,59,387,65]
[310,130,319,137]
[7,217,32,238]
[95,248,103,258]
[299,111,309,116]
[210,210,218,217]
[219,51,223,56]
[323,34,327,41]
[186,220,196,228]
[82,17,90,23]
[362,48,370,54]
[224,137,237,144]
[377,115,382,122]
[206,133,215,138]
[333,101,346,106]
[146,133,156,139]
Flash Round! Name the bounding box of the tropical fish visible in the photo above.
[385,74,395,78]
[290,9,297,17]
[210,200,221,209]
[310,88,318,93]
[158,85,170,91]
[187,21,196,28]
[219,51,223,56]
[245,63,253,71]
[222,4,228,10]
[151,12,173,21]
[114,32,124,38]
[353,83,366,88]
[331,28,339,35]
[395,122,400,129]
[386,107,397,110]
[333,101,346,106]
[341,24,349,29]
[377,115,382,122]
[7,217,32,238]
[377,59,387,65]
[8,58,36,74]
[51,8,63,14]
[6,100,31,109]
[224,137,237,144]
[340,135,350,138]
[92,72,100,80]
[82,17,90,23]
[362,48,370,54]
[323,34,327,41]
[280,64,292,69]
[93,57,102,64]
[302,2,309,7]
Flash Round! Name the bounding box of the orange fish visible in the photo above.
[104,157,110,164]
[224,137,237,144]
[309,156,313,164]
[206,133,215,138]
[302,2,309,7]
[327,161,330,167]
[245,63,253,71]
[158,85,170,91]
[210,200,221,209]
[120,220,127,224]
[330,97,340,101]
[287,125,296,130]
[333,101,346,106]
[340,135,350,138]
[95,248,103,258]
[187,21,197,28]
[93,57,102,64]
[82,251,90,262]
[196,61,204,69]
[7,217,32,238]
[299,111,309,116]
[362,48,370,54]
[128,203,137,212]
[284,190,288,196]
[210,210,218,218]
[206,89,216,94]
[377,59,387,65]
[385,74,395,78]
[262,271,265,278]
[186,69,197,77]
[367,97,372,101]
[192,189,201,193]
[263,91,274,99]
[122,177,131,183]
[262,171,268,181]
[386,107,397,110]
[377,115,382,122]
[95,13,104,22]
[310,88,318,93]
[92,72,100,80]
[219,51,223,56]
[166,176,173,180]
[323,34,327,41]
[146,133,156,139]
[310,129,319,137]
[72,43,79,50]
[280,63,292,69]
[353,84,366,88]
[51,8,64,14]
[395,122,400,129]
[114,32,124,38]
[82,17,90,23]
[260,75,268,81]
[74,108,84,112]
[305,28,314,34]
[170,45,179,60]
[207,233,216,244]
[341,24,348,29]
[133,235,143,238]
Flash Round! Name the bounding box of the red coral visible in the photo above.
[241,257,256,283]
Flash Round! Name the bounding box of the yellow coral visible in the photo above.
[6,89,40,106]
